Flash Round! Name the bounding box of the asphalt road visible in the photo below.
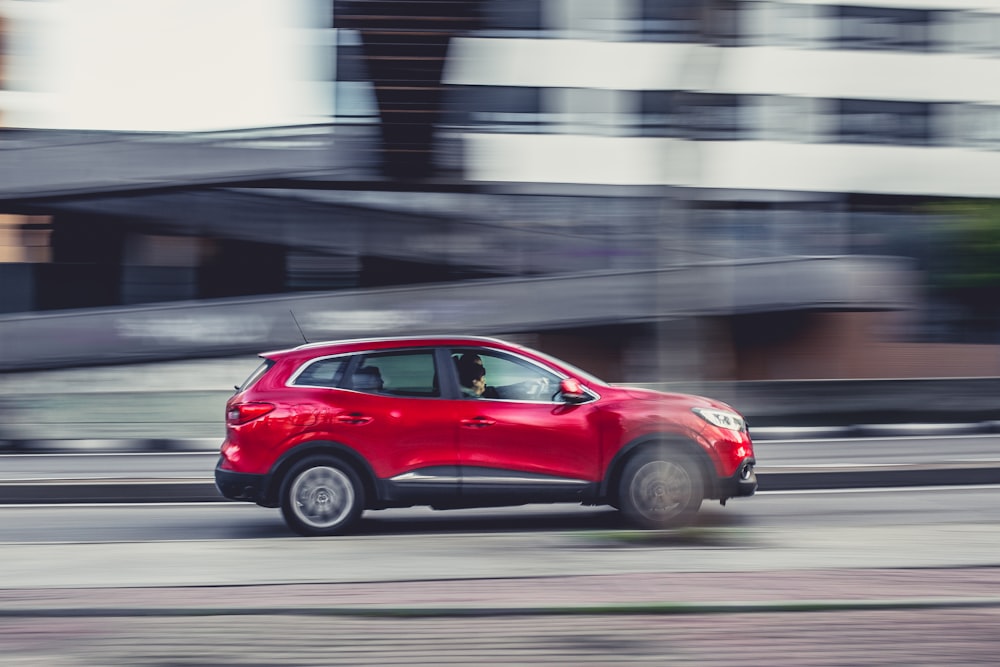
[4,485,1000,664]
[0,486,997,583]
[3,432,999,666]
[0,485,998,546]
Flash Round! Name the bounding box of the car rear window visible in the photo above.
[237,359,276,392]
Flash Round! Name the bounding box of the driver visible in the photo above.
[455,352,549,400]
[457,357,499,398]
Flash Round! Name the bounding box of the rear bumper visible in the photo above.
[215,459,268,504]
[716,456,757,499]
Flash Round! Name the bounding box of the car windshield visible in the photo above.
[522,347,606,386]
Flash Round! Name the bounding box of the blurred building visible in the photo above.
[1,1,998,380]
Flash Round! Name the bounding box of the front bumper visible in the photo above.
[215,459,267,504]
[717,456,757,499]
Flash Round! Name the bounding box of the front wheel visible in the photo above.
[280,457,364,536]
[618,449,703,529]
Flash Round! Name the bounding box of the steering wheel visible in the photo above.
[524,376,549,398]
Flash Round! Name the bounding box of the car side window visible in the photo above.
[451,348,561,402]
[353,350,440,397]
[290,357,347,388]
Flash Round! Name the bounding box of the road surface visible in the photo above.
[3,446,1000,665]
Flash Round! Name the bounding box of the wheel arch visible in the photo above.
[602,434,718,505]
[261,441,379,508]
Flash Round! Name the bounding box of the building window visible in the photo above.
[937,104,1000,151]
[677,93,744,141]
[465,86,544,133]
[702,0,744,47]
[639,91,681,137]
[637,0,702,43]
[481,0,542,36]
[961,105,1000,150]
[742,1,827,49]
[545,88,637,137]
[833,5,937,52]
[837,99,933,146]
[543,0,640,40]
[937,11,1000,56]
[747,95,822,143]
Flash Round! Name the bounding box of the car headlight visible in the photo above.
[692,407,746,433]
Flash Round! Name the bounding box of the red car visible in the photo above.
[215,336,756,536]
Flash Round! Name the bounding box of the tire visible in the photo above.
[618,448,703,529]
[280,457,364,537]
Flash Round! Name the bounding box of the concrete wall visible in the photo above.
[734,311,1000,380]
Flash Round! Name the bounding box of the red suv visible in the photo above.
[215,336,756,536]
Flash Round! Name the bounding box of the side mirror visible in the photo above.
[559,378,588,403]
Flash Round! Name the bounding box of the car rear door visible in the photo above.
[301,348,461,505]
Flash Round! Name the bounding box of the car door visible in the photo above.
[303,348,461,505]
[449,347,603,504]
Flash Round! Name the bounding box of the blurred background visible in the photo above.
[4,8,1000,664]
[1,0,999,438]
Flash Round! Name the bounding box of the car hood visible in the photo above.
[618,386,738,413]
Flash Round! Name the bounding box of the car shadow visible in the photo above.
[353,506,623,535]
[226,503,750,540]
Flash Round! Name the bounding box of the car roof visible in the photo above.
[261,335,518,360]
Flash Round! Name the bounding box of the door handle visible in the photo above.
[460,416,496,428]
[335,413,373,425]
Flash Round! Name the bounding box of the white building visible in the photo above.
[1,0,997,379]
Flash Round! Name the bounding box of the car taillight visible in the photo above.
[227,402,275,425]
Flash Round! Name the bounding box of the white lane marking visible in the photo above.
[0,501,243,509]
[760,460,1000,470]
[760,433,998,445]
[759,484,1000,495]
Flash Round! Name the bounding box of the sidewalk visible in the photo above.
[3,569,1000,665]
[4,568,1000,615]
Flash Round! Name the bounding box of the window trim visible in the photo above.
[288,347,453,399]
[285,345,602,404]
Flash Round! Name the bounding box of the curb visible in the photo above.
[0,438,220,454]
[751,421,997,440]
[0,479,224,504]
[757,465,1000,491]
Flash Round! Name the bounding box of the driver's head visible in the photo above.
[458,353,483,368]
[458,359,486,395]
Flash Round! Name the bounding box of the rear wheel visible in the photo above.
[619,449,703,529]
[280,457,364,536]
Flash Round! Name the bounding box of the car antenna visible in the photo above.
[290,310,310,344]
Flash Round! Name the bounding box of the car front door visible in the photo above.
[449,348,603,504]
